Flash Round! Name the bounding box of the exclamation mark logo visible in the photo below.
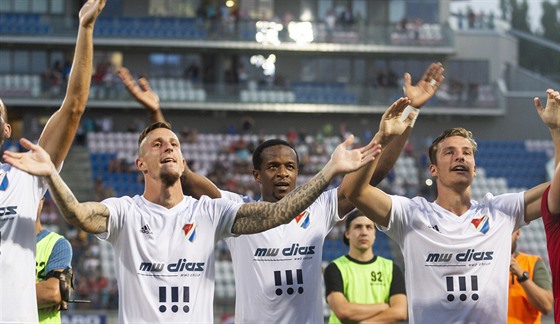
[458,276,467,301]
[274,270,283,296]
[445,276,479,302]
[446,276,455,302]
[471,276,479,301]
[296,269,304,294]
[273,269,304,296]
[158,286,190,313]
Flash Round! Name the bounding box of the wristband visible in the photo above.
[400,105,420,127]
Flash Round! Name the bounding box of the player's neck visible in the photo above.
[435,185,471,216]
[348,248,374,262]
[143,181,184,209]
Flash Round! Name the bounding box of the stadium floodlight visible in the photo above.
[288,21,314,44]
[255,21,283,46]
[250,54,276,77]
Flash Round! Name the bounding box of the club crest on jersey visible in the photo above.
[471,215,489,234]
[295,211,310,229]
[0,171,8,191]
[182,223,197,242]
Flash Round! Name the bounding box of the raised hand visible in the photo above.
[329,135,382,175]
[534,88,560,130]
[404,62,445,108]
[79,0,106,28]
[3,138,56,177]
[377,97,415,143]
[118,67,161,113]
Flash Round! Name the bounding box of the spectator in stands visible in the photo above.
[0,0,105,322]
[119,62,445,322]
[338,5,354,29]
[5,121,381,322]
[50,61,64,97]
[325,8,337,41]
[468,8,476,29]
[340,88,560,323]
[41,67,52,95]
[539,89,560,323]
[508,228,553,323]
[324,210,407,323]
[36,198,74,324]
[488,12,496,30]
[184,62,201,84]
[457,10,464,30]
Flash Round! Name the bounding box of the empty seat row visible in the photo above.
[240,90,296,103]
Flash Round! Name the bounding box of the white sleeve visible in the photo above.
[219,189,247,203]
[323,188,341,230]
[378,195,415,246]
[200,196,242,240]
[486,192,526,229]
[96,196,129,243]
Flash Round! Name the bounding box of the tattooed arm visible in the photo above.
[232,135,382,234]
[3,139,109,233]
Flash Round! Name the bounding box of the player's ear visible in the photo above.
[136,158,147,173]
[253,169,261,183]
[3,123,11,139]
[429,163,437,177]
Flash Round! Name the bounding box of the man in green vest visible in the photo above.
[324,211,407,323]
[36,198,73,323]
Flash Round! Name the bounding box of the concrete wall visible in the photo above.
[454,30,518,83]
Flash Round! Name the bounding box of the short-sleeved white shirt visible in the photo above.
[382,192,525,323]
[98,195,241,323]
[222,189,340,324]
[0,164,46,323]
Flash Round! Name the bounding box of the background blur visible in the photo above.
[1,0,559,322]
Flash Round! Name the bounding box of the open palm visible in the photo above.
[118,67,160,113]
[404,62,445,108]
[3,139,55,177]
[331,135,381,174]
[378,97,414,141]
[535,89,560,130]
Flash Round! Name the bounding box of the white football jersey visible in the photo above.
[383,192,525,323]
[0,164,46,323]
[222,189,340,324]
[98,195,240,323]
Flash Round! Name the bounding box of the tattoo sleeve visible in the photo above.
[45,172,109,234]
[232,169,330,234]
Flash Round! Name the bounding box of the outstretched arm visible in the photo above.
[370,63,444,184]
[550,162,560,214]
[180,169,221,198]
[525,88,560,222]
[39,0,106,169]
[340,97,416,227]
[339,63,445,215]
[232,135,382,234]
[4,139,109,233]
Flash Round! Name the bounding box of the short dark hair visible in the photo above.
[252,139,299,170]
[138,122,172,147]
[343,209,363,246]
[428,127,478,165]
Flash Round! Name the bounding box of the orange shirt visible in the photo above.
[508,253,541,324]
